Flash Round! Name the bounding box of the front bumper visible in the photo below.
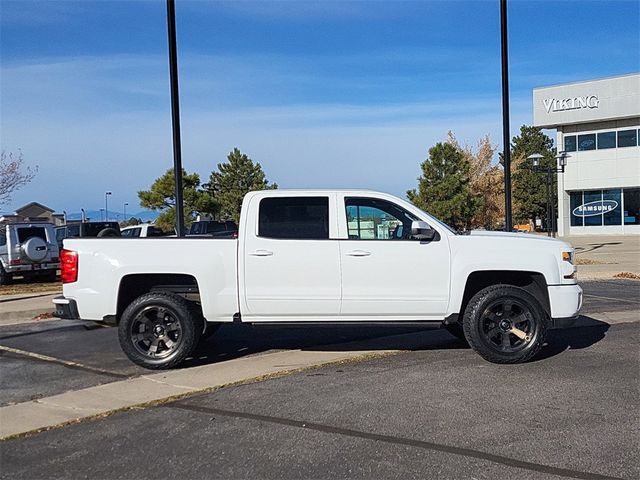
[548,284,583,329]
[53,296,80,320]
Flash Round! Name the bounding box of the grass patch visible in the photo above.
[613,272,640,280]
[575,257,608,265]
[0,282,62,296]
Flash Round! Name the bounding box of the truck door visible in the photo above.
[338,196,450,319]
[241,194,341,319]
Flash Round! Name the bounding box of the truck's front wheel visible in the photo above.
[463,285,547,364]
[118,292,202,369]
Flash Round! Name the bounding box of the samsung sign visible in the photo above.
[543,95,599,114]
[572,200,618,217]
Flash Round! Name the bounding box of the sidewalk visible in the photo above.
[0,292,59,326]
[560,234,640,280]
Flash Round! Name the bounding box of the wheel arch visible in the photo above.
[455,270,550,320]
[116,273,201,323]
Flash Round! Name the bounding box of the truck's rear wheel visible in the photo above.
[118,292,202,369]
[463,285,547,364]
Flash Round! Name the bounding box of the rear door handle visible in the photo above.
[248,249,273,257]
[345,250,371,257]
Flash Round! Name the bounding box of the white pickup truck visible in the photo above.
[54,190,582,369]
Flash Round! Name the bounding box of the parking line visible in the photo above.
[0,345,128,379]
[167,402,623,480]
[582,294,640,304]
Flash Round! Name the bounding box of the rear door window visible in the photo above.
[17,227,46,243]
[258,197,329,239]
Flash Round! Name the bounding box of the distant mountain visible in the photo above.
[66,210,158,223]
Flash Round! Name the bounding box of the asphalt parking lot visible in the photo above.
[1,279,639,479]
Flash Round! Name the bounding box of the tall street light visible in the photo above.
[123,202,129,222]
[528,152,570,237]
[105,191,112,222]
[500,0,513,232]
[166,0,185,237]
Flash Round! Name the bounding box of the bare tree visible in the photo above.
[447,132,504,230]
[0,150,38,207]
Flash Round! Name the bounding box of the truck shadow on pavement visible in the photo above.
[533,316,609,362]
[185,317,610,367]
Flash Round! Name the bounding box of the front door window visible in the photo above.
[345,197,418,240]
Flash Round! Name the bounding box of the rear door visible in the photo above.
[241,194,341,319]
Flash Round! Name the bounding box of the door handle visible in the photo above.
[248,249,273,257]
[345,250,371,257]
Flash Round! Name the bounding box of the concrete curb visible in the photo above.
[0,291,61,302]
[1,308,54,321]
[0,331,431,440]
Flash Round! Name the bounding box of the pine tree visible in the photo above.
[138,169,218,232]
[407,142,478,231]
[205,148,277,223]
[511,125,556,225]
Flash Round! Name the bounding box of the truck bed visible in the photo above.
[62,238,239,322]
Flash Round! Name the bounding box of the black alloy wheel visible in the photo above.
[463,285,547,364]
[118,292,201,369]
[130,305,183,360]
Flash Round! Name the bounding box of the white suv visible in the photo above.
[0,223,60,284]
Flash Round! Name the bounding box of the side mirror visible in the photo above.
[411,220,436,241]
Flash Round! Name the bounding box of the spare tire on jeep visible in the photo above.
[21,236,49,262]
[97,228,119,237]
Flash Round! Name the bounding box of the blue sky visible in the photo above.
[1,0,638,215]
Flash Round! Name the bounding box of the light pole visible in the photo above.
[500,0,512,232]
[99,208,105,221]
[123,202,129,222]
[166,0,185,237]
[105,191,112,222]
[528,152,570,237]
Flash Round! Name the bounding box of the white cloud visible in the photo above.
[1,52,532,212]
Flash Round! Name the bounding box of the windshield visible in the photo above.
[411,206,459,235]
[83,223,120,236]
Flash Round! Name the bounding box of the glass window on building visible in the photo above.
[569,191,583,226]
[617,130,638,148]
[578,134,596,151]
[597,131,616,149]
[623,188,640,225]
[564,135,577,152]
[603,189,622,225]
[583,190,603,226]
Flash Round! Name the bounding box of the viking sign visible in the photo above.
[543,95,599,114]
[572,200,618,217]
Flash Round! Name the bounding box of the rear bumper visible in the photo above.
[52,295,80,320]
[548,284,583,328]
[4,262,60,274]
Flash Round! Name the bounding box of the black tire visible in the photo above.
[463,285,547,364]
[118,292,202,369]
[97,228,119,237]
[0,265,12,286]
[443,322,468,344]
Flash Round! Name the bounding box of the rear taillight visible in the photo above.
[60,249,78,284]
[9,259,22,265]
